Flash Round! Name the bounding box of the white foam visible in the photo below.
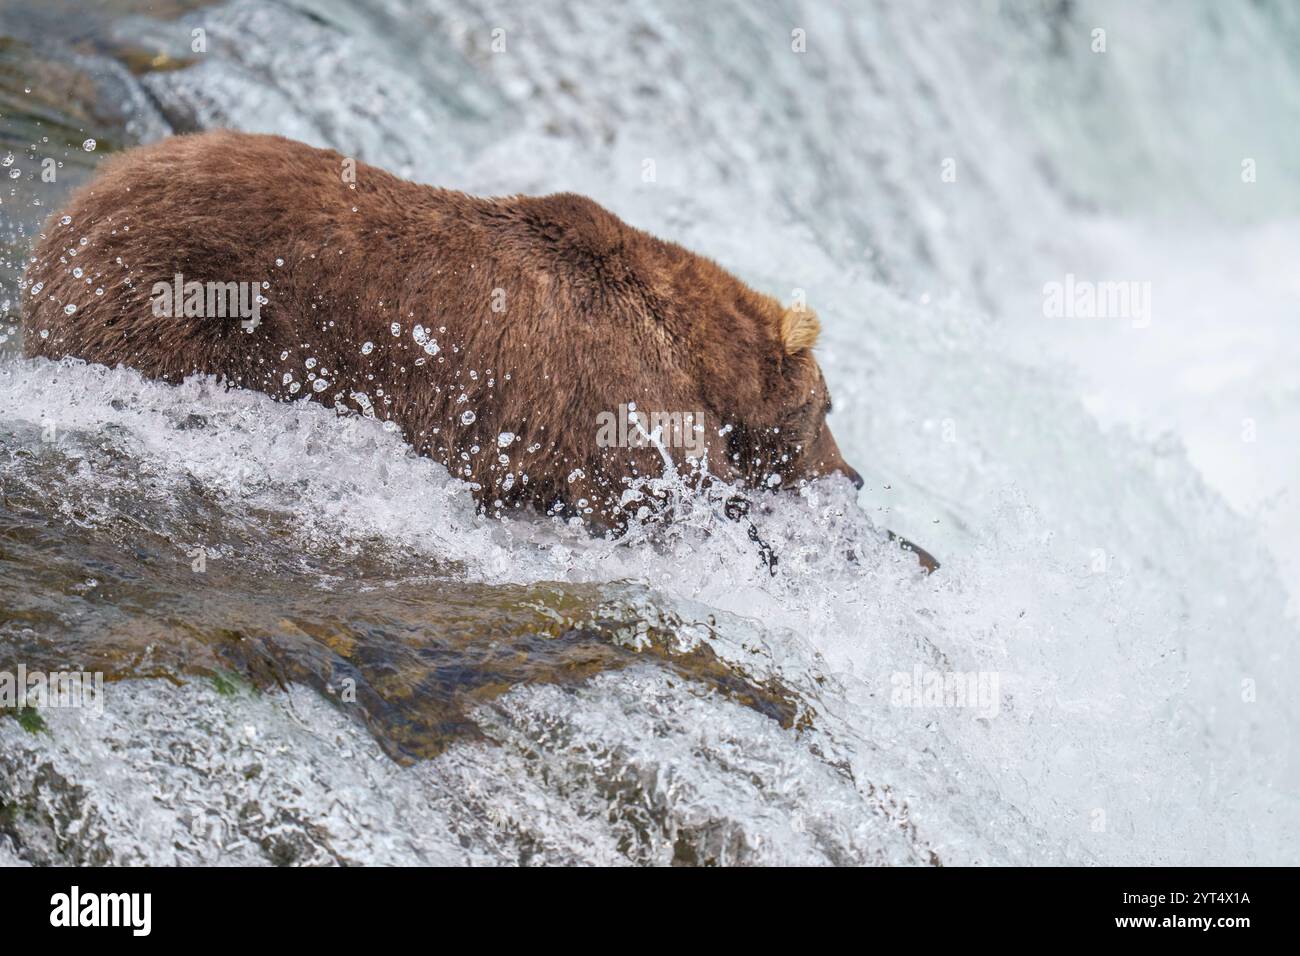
[3,0,1298,864]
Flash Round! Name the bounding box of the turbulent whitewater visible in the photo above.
[0,0,1297,865]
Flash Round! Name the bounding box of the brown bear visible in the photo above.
[22,131,934,568]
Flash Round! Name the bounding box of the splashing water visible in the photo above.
[1,0,1298,865]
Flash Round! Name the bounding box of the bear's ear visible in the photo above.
[779,305,820,355]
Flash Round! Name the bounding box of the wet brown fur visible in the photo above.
[23,130,861,525]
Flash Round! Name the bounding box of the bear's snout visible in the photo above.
[803,424,863,490]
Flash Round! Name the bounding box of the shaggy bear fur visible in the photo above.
[24,130,872,533]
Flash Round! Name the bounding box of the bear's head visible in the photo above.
[709,300,863,494]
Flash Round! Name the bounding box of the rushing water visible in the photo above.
[0,0,1297,865]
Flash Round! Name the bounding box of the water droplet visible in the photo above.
[312,378,329,392]
[361,341,374,355]
[63,303,76,315]
[460,410,477,425]
[275,257,284,267]
[390,322,401,336]
[59,215,71,225]
[497,431,515,448]
[82,139,96,152]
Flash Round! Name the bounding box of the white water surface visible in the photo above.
[1,0,1297,864]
